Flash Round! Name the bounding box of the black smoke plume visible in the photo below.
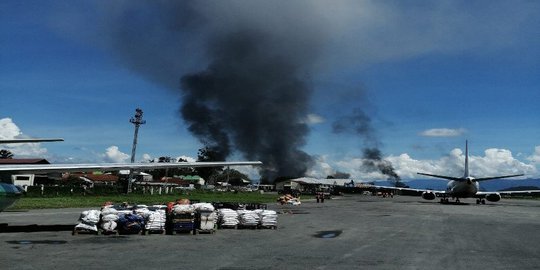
[180,31,315,181]
[362,148,401,183]
[333,109,401,183]
[93,2,328,181]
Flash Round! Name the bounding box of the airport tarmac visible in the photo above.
[1,195,540,270]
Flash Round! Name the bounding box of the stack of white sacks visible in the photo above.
[135,206,166,231]
[75,209,101,232]
[75,203,277,233]
[100,207,119,232]
[237,210,260,227]
[192,202,214,212]
[218,208,239,227]
[255,209,278,227]
[217,208,278,228]
[172,204,195,214]
[193,203,217,230]
[84,205,168,233]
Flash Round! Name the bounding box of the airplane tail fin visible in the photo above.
[463,140,469,178]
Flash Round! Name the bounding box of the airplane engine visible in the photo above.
[486,193,501,202]
[422,191,436,200]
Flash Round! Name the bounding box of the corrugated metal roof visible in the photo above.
[290,177,357,186]
[0,159,50,165]
[80,174,119,182]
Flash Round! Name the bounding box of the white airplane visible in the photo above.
[0,138,262,212]
[378,141,539,204]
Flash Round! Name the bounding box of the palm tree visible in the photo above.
[0,149,14,159]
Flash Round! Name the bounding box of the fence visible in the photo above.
[24,184,180,197]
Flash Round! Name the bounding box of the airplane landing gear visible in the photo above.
[476,199,486,204]
[440,198,450,204]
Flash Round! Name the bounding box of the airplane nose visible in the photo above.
[467,179,472,185]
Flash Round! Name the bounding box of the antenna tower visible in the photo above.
[129,108,146,163]
[127,108,146,193]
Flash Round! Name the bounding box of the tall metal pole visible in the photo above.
[128,108,146,193]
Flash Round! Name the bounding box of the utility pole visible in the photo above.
[130,108,146,163]
[127,108,146,193]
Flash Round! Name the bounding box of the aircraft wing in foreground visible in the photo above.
[0,138,64,144]
[0,161,263,174]
[0,161,262,212]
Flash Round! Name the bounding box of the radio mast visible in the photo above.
[129,108,146,163]
[127,108,146,193]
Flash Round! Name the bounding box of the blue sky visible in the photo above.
[1,1,540,180]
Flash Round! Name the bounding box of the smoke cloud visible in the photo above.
[179,31,316,179]
[82,1,532,180]
[333,109,401,183]
[362,148,401,183]
[93,2,336,180]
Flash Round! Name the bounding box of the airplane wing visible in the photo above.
[0,138,64,144]
[372,185,447,197]
[473,174,524,182]
[476,190,540,197]
[417,172,462,181]
[0,161,262,174]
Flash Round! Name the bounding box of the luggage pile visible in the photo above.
[168,200,197,234]
[117,212,145,235]
[172,204,195,214]
[255,209,278,229]
[73,204,168,235]
[277,194,301,205]
[73,200,279,235]
[193,203,217,234]
[216,208,278,229]
[145,209,167,234]
[237,210,260,228]
[73,209,101,234]
[100,207,119,234]
[217,208,239,228]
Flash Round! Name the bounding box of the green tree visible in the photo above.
[148,156,196,180]
[0,149,14,159]
[213,168,250,186]
[196,147,224,185]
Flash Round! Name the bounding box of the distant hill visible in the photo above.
[371,179,540,192]
[499,186,540,192]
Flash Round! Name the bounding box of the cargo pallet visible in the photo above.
[72,227,99,235]
[167,212,196,235]
[237,224,258,230]
[258,225,278,230]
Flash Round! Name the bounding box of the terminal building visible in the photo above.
[0,158,51,186]
[275,177,372,194]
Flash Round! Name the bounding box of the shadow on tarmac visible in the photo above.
[6,240,68,245]
[0,223,75,233]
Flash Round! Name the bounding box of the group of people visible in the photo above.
[315,192,325,203]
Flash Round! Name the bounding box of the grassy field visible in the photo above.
[11,191,280,210]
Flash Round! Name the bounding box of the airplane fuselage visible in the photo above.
[446,178,479,198]
[0,183,24,212]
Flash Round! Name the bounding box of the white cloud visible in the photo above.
[314,146,538,181]
[420,128,466,137]
[390,148,536,180]
[303,114,325,125]
[306,155,336,178]
[176,155,196,162]
[102,146,130,163]
[142,153,152,162]
[0,118,49,157]
[527,146,540,164]
[234,166,261,182]
[0,118,22,139]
